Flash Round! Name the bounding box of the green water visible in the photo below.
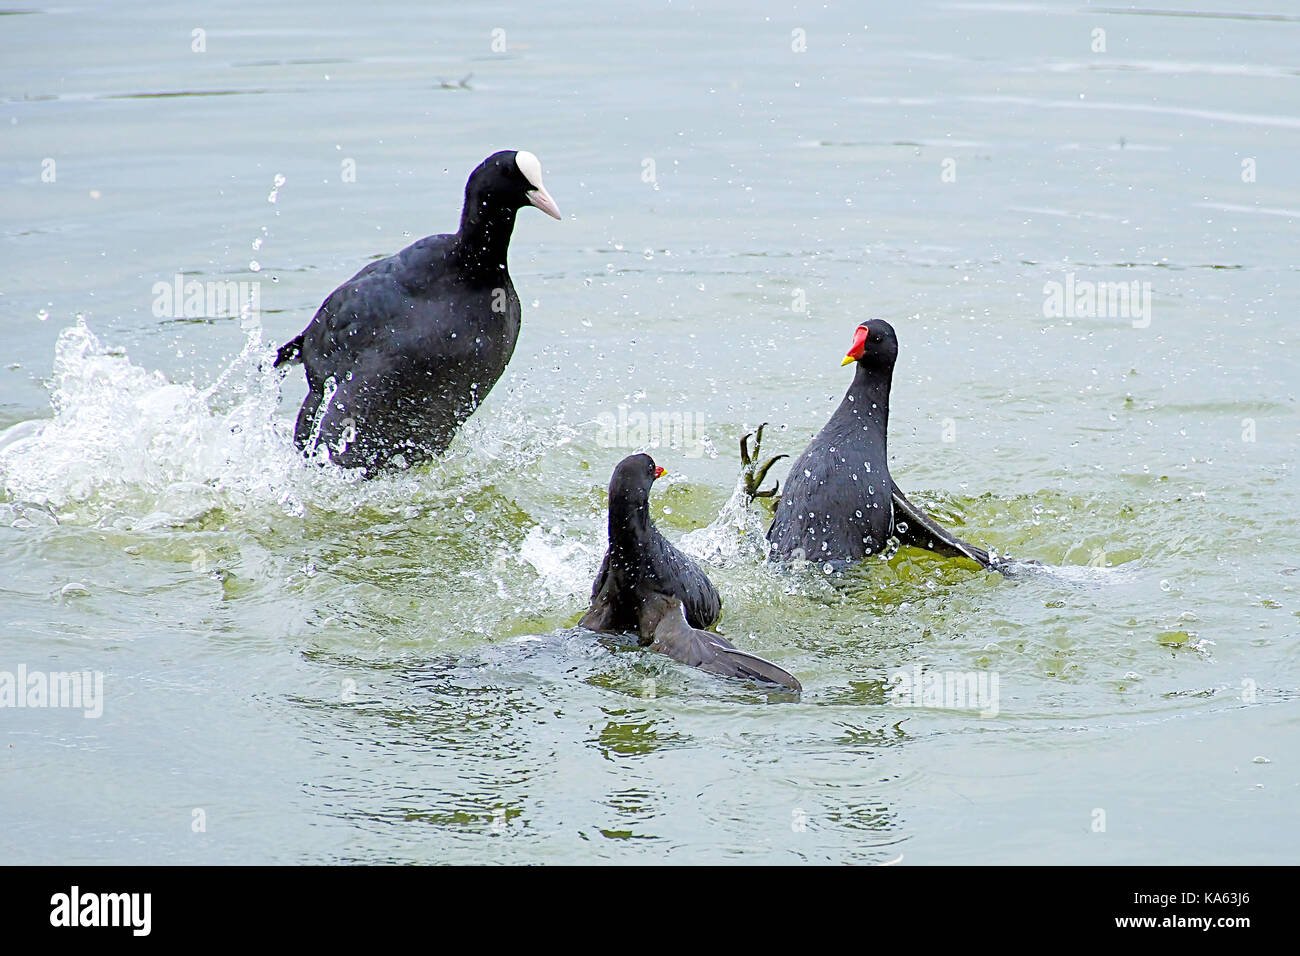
[1,1,1297,863]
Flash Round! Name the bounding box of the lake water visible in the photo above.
[2,0,1297,863]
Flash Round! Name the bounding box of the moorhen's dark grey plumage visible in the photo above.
[580,454,801,691]
[766,320,994,568]
[274,149,560,475]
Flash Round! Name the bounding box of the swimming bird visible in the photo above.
[758,320,997,568]
[274,149,561,474]
[580,454,802,691]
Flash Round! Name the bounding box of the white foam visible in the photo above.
[0,317,310,518]
[679,477,772,567]
[996,560,1136,586]
[515,525,602,603]
[0,317,573,526]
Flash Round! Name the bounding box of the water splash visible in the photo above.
[0,317,576,527]
[993,559,1137,586]
[0,317,312,521]
[679,476,771,566]
[513,525,601,604]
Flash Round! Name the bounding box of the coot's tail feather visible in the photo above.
[274,334,304,368]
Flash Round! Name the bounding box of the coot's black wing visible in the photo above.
[276,234,457,371]
[889,482,993,567]
[274,251,402,369]
[648,532,722,630]
[637,593,801,692]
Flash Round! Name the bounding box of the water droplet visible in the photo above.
[249,261,261,272]
[37,308,49,321]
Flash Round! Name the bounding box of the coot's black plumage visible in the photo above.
[766,320,994,568]
[581,454,801,691]
[274,149,561,474]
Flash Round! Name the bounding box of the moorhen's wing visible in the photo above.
[889,482,992,567]
[649,535,722,630]
[589,550,611,602]
[637,593,801,692]
[578,551,618,631]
